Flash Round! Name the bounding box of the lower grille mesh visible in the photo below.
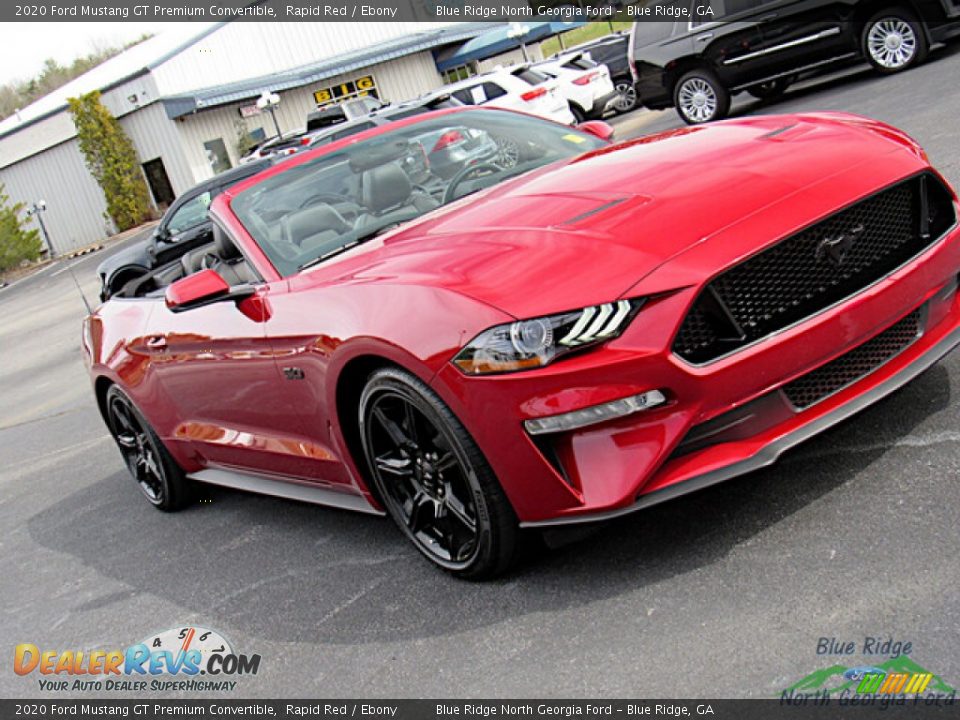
[782,309,923,409]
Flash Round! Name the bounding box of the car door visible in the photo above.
[737,0,857,83]
[144,276,335,482]
[682,0,767,88]
[257,280,359,491]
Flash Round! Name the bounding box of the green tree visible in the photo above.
[1,35,153,122]
[233,115,258,158]
[0,185,42,272]
[68,90,152,232]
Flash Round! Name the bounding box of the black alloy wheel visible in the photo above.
[105,385,190,511]
[359,367,518,579]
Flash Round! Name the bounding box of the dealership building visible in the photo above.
[0,17,577,253]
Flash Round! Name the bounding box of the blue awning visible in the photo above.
[435,21,586,71]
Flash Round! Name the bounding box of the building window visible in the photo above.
[204,138,232,174]
[442,63,476,84]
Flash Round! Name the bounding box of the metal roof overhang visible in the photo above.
[162,23,498,119]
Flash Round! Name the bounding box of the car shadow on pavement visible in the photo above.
[26,364,952,645]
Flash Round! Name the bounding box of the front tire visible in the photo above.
[105,385,190,511]
[674,68,730,124]
[611,79,638,113]
[358,367,518,579]
[862,10,928,73]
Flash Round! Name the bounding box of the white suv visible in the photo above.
[443,66,576,126]
[534,52,616,123]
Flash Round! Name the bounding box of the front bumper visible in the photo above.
[432,216,960,527]
[521,295,960,526]
[588,90,618,117]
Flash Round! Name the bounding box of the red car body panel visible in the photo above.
[84,108,960,526]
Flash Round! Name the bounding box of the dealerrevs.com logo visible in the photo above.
[14,626,261,692]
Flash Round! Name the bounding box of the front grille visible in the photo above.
[673,173,955,363]
[782,308,923,409]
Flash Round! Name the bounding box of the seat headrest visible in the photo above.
[286,204,352,246]
[348,140,410,172]
[213,224,241,261]
[362,163,412,214]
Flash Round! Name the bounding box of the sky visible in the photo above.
[0,23,202,85]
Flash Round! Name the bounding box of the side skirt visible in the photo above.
[190,467,384,516]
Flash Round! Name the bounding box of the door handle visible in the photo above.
[146,336,167,350]
[758,12,778,21]
[696,33,714,42]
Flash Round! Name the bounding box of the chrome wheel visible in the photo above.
[362,388,481,568]
[612,81,637,113]
[493,135,520,169]
[677,77,718,123]
[867,19,917,69]
[108,394,165,505]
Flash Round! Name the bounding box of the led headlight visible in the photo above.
[453,299,644,375]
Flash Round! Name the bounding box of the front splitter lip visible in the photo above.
[519,323,960,528]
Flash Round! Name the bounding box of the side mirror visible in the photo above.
[165,269,230,312]
[577,120,616,142]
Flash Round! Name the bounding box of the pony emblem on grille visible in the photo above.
[816,223,864,266]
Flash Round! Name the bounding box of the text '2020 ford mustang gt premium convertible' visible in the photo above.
[83,107,960,578]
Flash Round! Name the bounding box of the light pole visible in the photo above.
[256,91,283,139]
[25,199,54,258]
[507,23,531,63]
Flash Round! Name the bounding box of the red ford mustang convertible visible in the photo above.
[84,107,960,577]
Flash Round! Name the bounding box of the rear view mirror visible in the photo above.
[577,121,616,142]
[165,269,230,312]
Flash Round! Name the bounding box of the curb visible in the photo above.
[62,244,104,259]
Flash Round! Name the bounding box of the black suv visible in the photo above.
[630,0,960,123]
[96,159,273,300]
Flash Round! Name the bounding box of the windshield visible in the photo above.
[230,109,607,276]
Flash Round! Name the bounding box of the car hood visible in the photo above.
[293,113,925,319]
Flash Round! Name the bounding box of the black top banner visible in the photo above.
[3,699,960,720]
[7,0,959,22]
[4,0,653,22]
[0,0,927,23]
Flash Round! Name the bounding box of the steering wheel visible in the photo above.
[298,192,353,209]
[442,163,503,205]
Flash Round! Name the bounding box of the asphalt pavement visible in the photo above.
[2,44,960,699]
